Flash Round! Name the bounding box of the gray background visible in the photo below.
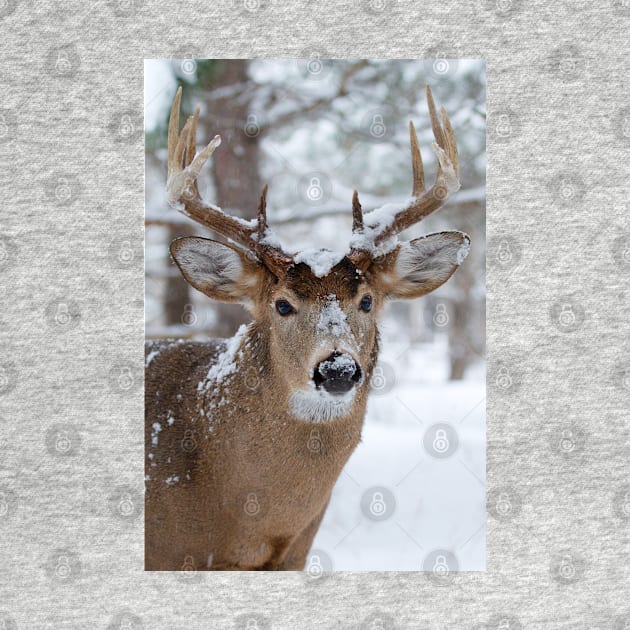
[0,1,629,628]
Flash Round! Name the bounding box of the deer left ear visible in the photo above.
[170,237,263,306]
[375,231,470,300]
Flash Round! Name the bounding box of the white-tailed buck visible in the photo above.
[145,85,469,570]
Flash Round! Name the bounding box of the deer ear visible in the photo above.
[170,237,262,305]
[375,231,470,300]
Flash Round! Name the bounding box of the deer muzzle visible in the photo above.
[313,352,362,395]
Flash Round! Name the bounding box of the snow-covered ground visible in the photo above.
[310,336,485,571]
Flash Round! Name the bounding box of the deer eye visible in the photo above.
[359,295,373,312]
[275,299,295,316]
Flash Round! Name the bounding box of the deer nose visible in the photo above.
[313,352,362,395]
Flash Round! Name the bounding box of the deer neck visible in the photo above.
[197,322,370,440]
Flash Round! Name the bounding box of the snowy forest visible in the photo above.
[144,59,486,571]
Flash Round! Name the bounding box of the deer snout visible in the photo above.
[313,352,362,395]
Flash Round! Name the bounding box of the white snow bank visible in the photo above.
[311,341,485,571]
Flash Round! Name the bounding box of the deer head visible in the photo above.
[165,86,469,422]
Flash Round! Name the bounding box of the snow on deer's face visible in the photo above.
[266,256,382,421]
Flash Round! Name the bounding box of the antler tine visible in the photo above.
[347,190,373,271]
[441,105,459,177]
[184,105,200,168]
[174,116,193,171]
[425,85,446,152]
[409,120,425,196]
[352,190,363,232]
[166,89,293,275]
[348,85,460,264]
[167,86,183,181]
[257,184,268,240]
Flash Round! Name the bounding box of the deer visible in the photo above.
[145,84,469,571]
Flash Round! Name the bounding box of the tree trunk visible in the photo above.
[199,60,261,338]
[447,206,483,381]
[447,261,473,381]
[164,224,193,327]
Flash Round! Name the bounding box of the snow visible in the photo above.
[317,295,350,337]
[456,236,471,265]
[197,324,249,421]
[145,339,186,364]
[293,248,345,277]
[311,339,485,571]
[363,200,410,230]
[150,422,162,447]
[347,199,414,258]
[145,348,160,367]
[317,353,356,379]
[253,227,284,249]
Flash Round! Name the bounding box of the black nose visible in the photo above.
[313,352,362,395]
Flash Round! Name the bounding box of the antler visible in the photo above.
[348,85,460,270]
[166,86,293,276]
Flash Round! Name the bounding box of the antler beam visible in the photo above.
[348,85,460,269]
[166,85,460,277]
[166,87,293,276]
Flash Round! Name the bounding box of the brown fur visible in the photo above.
[146,239,466,570]
[145,258,380,571]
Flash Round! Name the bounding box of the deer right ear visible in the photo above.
[170,237,262,305]
[373,231,470,300]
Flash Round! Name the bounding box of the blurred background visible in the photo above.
[145,59,486,571]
